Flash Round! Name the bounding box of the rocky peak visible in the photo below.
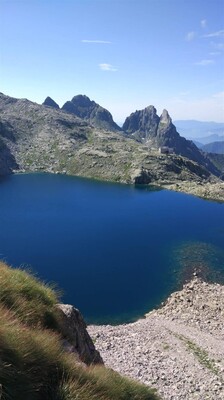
[123,106,175,142]
[62,94,121,131]
[123,104,221,176]
[71,94,95,109]
[42,96,59,109]
[160,109,172,125]
[62,95,96,119]
[157,109,178,143]
[122,105,159,141]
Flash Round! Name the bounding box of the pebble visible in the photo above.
[88,278,224,400]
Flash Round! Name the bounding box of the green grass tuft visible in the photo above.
[0,262,161,400]
[0,261,59,329]
[175,333,222,379]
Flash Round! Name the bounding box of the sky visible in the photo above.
[1,0,224,124]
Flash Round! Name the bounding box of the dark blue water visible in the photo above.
[0,173,224,324]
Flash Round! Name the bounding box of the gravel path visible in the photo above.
[88,278,224,400]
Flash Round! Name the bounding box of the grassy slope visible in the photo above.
[0,262,160,400]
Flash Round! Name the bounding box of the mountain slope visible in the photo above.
[201,141,224,154]
[89,277,224,400]
[191,134,224,146]
[207,153,224,177]
[174,120,224,139]
[0,92,224,201]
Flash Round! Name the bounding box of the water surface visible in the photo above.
[0,173,223,323]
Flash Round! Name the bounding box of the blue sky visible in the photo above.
[1,0,224,123]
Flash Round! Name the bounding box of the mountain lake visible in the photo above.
[0,173,224,324]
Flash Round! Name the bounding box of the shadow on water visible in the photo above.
[171,241,224,288]
[0,175,11,184]
[134,184,164,192]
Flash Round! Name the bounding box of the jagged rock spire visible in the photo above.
[160,109,172,125]
[122,105,159,140]
[42,97,59,109]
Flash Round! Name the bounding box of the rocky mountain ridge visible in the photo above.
[192,134,224,146]
[41,94,223,173]
[0,92,224,201]
[42,96,59,109]
[201,141,224,154]
[61,94,121,132]
[174,120,224,139]
[123,106,219,176]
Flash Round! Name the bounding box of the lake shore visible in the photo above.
[88,277,224,400]
[13,169,224,202]
[161,180,224,202]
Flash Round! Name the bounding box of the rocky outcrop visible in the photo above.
[0,116,19,174]
[123,105,159,141]
[42,96,59,109]
[123,107,221,177]
[62,95,121,131]
[56,304,103,365]
[0,137,18,175]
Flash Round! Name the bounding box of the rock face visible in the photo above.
[56,304,103,365]
[0,118,19,175]
[42,96,59,109]
[62,95,121,131]
[0,141,18,175]
[123,105,160,141]
[123,107,220,176]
